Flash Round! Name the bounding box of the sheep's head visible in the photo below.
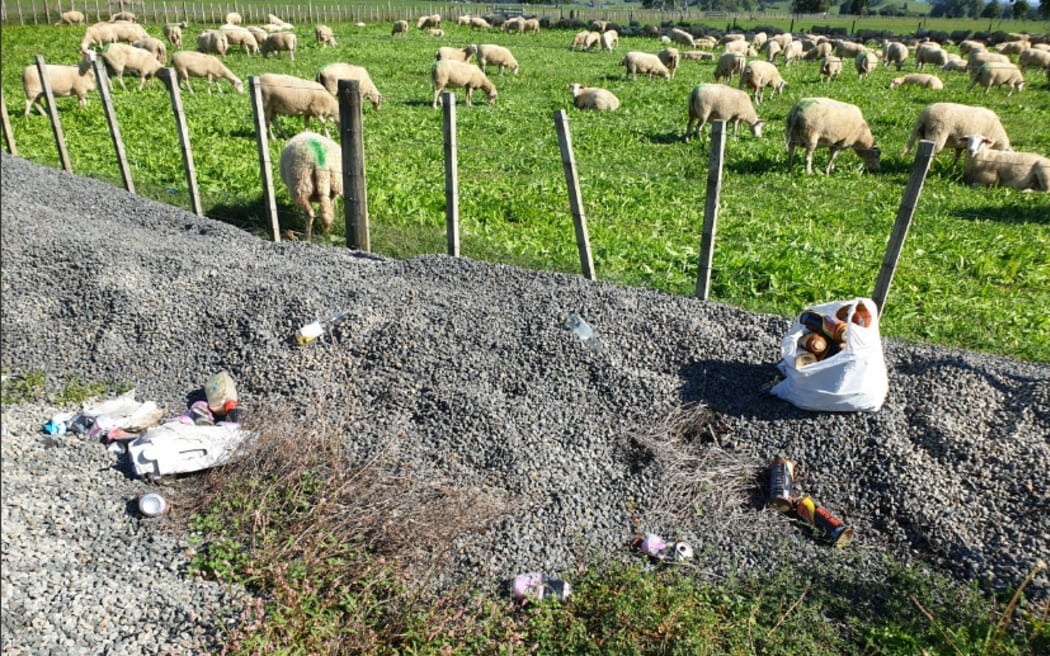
[568,83,583,98]
[859,145,882,172]
[486,88,498,105]
[964,134,992,157]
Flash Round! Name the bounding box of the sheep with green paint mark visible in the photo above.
[786,96,880,174]
[279,131,344,241]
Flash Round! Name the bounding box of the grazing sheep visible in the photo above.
[959,40,986,56]
[416,14,441,30]
[457,15,472,26]
[427,28,445,38]
[684,83,763,142]
[1018,48,1050,72]
[132,37,167,66]
[316,63,384,111]
[163,22,184,48]
[751,32,768,50]
[833,39,868,59]
[431,60,497,108]
[916,43,950,69]
[391,20,409,37]
[962,134,1049,191]
[315,25,337,48]
[221,25,260,55]
[883,41,909,70]
[225,12,242,25]
[657,47,680,79]
[600,30,619,52]
[713,52,746,83]
[568,83,620,111]
[436,44,478,63]
[169,51,244,94]
[279,131,344,241]
[98,42,165,90]
[762,39,782,63]
[246,26,268,46]
[855,51,878,80]
[502,16,525,33]
[22,57,96,115]
[668,28,696,49]
[266,14,293,30]
[570,30,590,51]
[523,18,540,34]
[967,50,1010,73]
[80,20,148,50]
[620,51,671,80]
[719,33,746,45]
[994,40,1030,57]
[260,73,341,139]
[261,32,297,60]
[901,102,1011,164]
[740,60,786,104]
[469,16,491,30]
[109,11,136,22]
[941,55,969,73]
[56,10,85,25]
[967,63,1025,95]
[196,30,229,58]
[803,41,833,61]
[682,50,716,61]
[723,40,757,57]
[477,44,519,76]
[782,39,804,65]
[889,73,944,89]
[786,97,880,174]
[819,56,843,83]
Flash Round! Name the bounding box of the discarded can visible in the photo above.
[138,493,170,517]
[836,302,873,328]
[799,310,847,344]
[795,495,853,548]
[794,352,819,368]
[513,573,571,602]
[640,533,694,563]
[768,458,795,513]
[800,333,828,357]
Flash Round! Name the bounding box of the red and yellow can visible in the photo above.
[795,495,854,548]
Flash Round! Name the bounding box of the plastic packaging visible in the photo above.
[513,573,572,602]
[640,533,695,563]
[566,313,606,354]
[296,309,350,344]
[127,422,254,478]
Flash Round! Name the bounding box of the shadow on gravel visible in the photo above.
[677,359,806,421]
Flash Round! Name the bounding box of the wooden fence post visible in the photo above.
[695,120,727,300]
[442,91,460,257]
[42,0,51,24]
[90,53,134,193]
[164,67,203,216]
[338,79,370,251]
[553,109,595,281]
[872,139,935,316]
[35,56,72,173]
[0,87,16,156]
[248,76,281,242]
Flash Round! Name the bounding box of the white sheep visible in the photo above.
[260,73,341,139]
[620,51,670,80]
[833,39,868,59]
[657,47,680,79]
[782,39,803,65]
[958,40,986,56]
[436,44,478,63]
[916,43,949,69]
[132,37,167,66]
[682,51,715,61]
[941,55,969,73]
[196,30,229,58]
[457,15,472,26]
[109,10,136,22]
[668,28,696,49]
[225,12,242,25]
[266,14,293,30]
[80,20,147,50]
[246,26,269,46]
[391,20,408,38]
[427,28,445,38]
[883,41,909,70]
[315,25,337,48]
[477,44,519,76]
[56,10,85,25]
[469,16,491,30]
[570,30,591,51]
[163,22,184,48]
[819,56,843,83]
[22,57,96,115]
[221,25,260,55]
[261,32,297,60]
[416,14,441,30]
[169,51,244,94]
[568,83,620,111]
[740,60,786,104]
[803,41,833,61]
[967,51,1010,73]
[967,62,1025,95]
[723,40,757,57]
[98,42,165,90]
[523,18,540,34]
[502,16,525,33]
[889,73,944,89]
[316,63,384,111]
[431,60,497,109]
[901,102,1011,164]
[786,97,881,174]
[762,39,782,63]
[855,51,878,80]
[684,83,763,142]
[279,131,344,240]
[994,40,1030,57]
[1018,48,1050,72]
[600,30,618,52]
[714,52,746,83]
[962,134,1049,192]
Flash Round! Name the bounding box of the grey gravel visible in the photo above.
[2,152,1048,653]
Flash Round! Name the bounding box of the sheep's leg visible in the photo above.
[787,143,796,172]
[805,146,817,175]
[465,86,473,107]
[433,86,442,109]
[825,147,841,175]
[684,117,696,142]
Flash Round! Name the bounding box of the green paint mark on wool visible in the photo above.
[307,138,326,167]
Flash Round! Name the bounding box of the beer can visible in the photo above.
[138,493,169,517]
[800,333,828,357]
[795,495,853,548]
[767,458,795,513]
[794,352,818,368]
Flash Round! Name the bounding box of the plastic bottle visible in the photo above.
[566,313,606,354]
[296,309,350,345]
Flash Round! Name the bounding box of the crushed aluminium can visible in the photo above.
[768,458,795,513]
[138,493,170,517]
[641,534,694,563]
[795,495,853,548]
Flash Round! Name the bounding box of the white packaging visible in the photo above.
[127,421,254,478]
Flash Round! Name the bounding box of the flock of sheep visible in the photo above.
[20,11,1050,238]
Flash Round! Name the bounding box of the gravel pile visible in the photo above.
[2,152,1048,653]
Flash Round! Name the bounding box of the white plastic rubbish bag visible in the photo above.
[770,297,888,413]
[127,421,254,478]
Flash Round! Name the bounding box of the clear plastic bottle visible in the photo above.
[296,309,350,345]
[566,312,606,354]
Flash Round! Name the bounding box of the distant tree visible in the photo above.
[1012,0,1030,18]
[794,0,833,11]
[1040,0,1050,18]
[850,0,871,13]
[964,0,983,15]
[980,0,999,16]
